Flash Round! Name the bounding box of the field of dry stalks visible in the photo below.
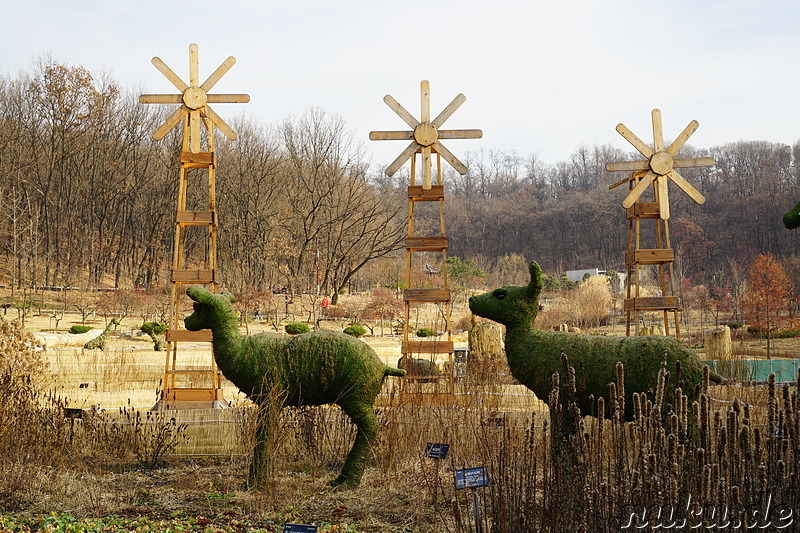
[2,301,800,531]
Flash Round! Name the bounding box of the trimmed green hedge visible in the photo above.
[141,321,167,335]
[343,325,367,338]
[69,325,92,334]
[416,327,436,337]
[285,322,310,335]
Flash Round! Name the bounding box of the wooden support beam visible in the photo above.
[403,288,451,302]
[408,185,444,201]
[406,236,448,251]
[166,329,213,342]
[402,340,454,354]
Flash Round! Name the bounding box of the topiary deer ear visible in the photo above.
[526,261,543,300]
[186,285,214,304]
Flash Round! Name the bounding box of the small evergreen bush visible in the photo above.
[343,325,367,338]
[285,322,310,335]
[415,327,436,337]
[69,325,92,334]
[140,322,167,335]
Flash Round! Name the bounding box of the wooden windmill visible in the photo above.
[370,80,481,402]
[606,109,715,338]
[140,44,249,409]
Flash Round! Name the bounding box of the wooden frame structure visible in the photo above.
[370,80,481,402]
[606,109,715,338]
[140,44,249,409]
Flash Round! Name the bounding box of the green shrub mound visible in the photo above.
[343,325,367,337]
[284,322,310,335]
[69,325,92,334]
[140,322,167,335]
[415,327,436,338]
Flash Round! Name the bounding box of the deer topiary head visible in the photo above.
[469,261,543,329]
[184,286,237,332]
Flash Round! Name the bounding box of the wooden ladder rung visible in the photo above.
[627,203,661,219]
[171,269,215,283]
[403,288,451,302]
[626,249,675,264]
[166,329,213,342]
[406,236,448,251]
[624,296,680,311]
[176,210,216,225]
[180,150,215,168]
[408,185,444,201]
[402,340,454,354]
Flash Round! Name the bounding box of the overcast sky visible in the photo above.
[2,0,798,168]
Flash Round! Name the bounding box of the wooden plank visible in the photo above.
[624,296,679,311]
[437,129,483,139]
[431,93,466,128]
[666,120,699,156]
[616,123,653,158]
[203,105,238,141]
[151,56,188,92]
[627,203,660,219]
[153,105,189,140]
[432,141,467,175]
[383,94,419,128]
[622,171,656,208]
[163,388,221,402]
[139,94,183,104]
[404,288,450,302]
[206,94,250,103]
[402,340,454,354]
[626,249,675,264]
[385,141,418,176]
[180,150,215,166]
[171,269,215,283]
[200,56,236,91]
[652,109,665,152]
[406,236,448,251]
[605,160,650,172]
[176,210,215,225]
[166,329,213,342]
[408,185,444,201]
[369,131,414,141]
[668,169,706,204]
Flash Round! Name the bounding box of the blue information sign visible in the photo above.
[425,442,450,459]
[283,524,318,533]
[454,466,489,490]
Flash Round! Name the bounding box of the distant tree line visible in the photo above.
[1,58,799,299]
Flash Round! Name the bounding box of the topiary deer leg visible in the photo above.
[331,400,378,488]
[249,399,280,490]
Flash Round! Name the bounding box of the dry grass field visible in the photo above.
[3,295,800,531]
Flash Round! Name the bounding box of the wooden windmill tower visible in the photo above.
[140,44,249,409]
[606,109,714,338]
[370,80,481,402]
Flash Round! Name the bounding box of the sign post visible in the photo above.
[282,524,317,533]
[425,443,449,505]
[455,466,489,533]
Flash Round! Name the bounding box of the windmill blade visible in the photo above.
[621,171,656,208]
[207,94,250,103]
[667,169,706,204]
[151,57,188,92]
[616,123,653,158]
[652,109,665,152]
[369,130,414,141]
[189,44,199,87]
[421,145,432,189]
[385,141,419,176]
[673,156,716,169]
[189,110,201,152]
[153,105,190,140]
[657,176,670,220]
[432,93,466,128]
[605,160,650,172]
[433,141,468,175]
[383,95,419,129]
[666,120,699,156]
[420,80,430,123]
[438,129,483,139]
[201,56,236,92]
[139,94,183,104]
[203,105,238,141]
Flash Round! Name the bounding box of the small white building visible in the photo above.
[565,268,627,288]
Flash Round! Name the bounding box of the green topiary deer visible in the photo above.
[83,318,119,350]
[468,261,719,420]
[183,286,405,488]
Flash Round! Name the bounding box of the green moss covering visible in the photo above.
[468,261,715,420]
[83,318,119,350]
[784,201,800,229]
[184,286,405,489]
[141,322,167,351]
